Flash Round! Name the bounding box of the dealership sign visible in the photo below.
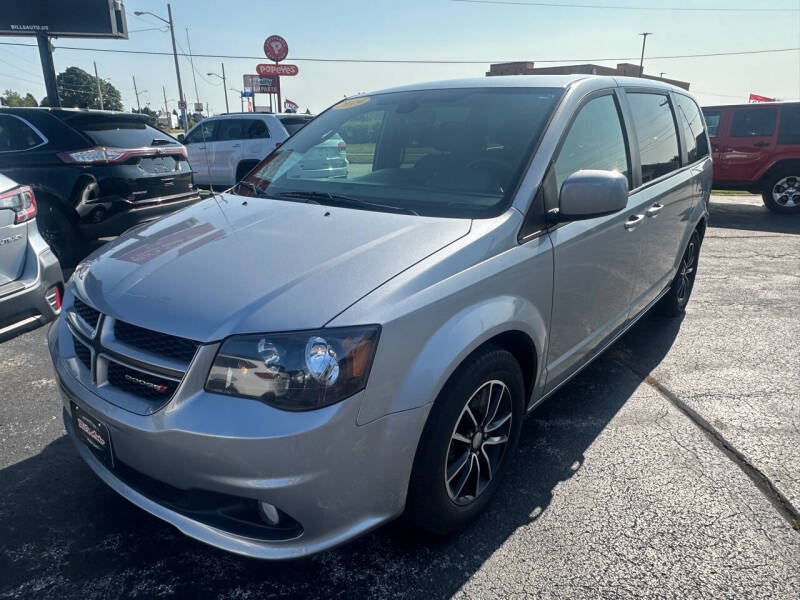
[243,74,280,94]
[0,0,128,39]
[257,63,299,77]
[264,35,289,62]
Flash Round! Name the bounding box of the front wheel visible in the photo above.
[406,346,524,535]
[656,229,701,317]
[36,200,85,268]
[762,172,800,214]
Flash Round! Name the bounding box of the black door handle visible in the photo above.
[753,141,770,148]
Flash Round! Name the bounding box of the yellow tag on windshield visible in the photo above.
[333,96,371,110]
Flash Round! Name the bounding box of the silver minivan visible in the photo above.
[49,75,711,559]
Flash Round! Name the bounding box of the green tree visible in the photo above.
[44,66,123,110]
[1,89,38,107]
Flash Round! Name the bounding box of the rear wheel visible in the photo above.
[406,346,524,535]
[656,229,701,317]
[36,199,84,268]
[762,171,800,214]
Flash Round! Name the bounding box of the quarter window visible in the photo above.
[554,94,630,192]
[674,95,709,162]
[0,115,45,151]
[731,108,776,137]
[627,92,681,184]
[778,105,800,145]
[702,111,721,138]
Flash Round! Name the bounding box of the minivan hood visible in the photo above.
[72,194,471,341]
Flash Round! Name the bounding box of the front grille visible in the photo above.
[73,298,100,330]
[114,320,198,364]
[72,335,92,372]
[106,360,178,400]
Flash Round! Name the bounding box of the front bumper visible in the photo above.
[49,318,429,559]
[0,246,62,337]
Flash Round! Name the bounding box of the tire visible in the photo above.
[656,229,701,317]
[35,199,85,268]
[406,345,525,535]
[762,170,800,214]
[235,161,259,184]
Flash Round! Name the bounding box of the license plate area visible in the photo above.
[71,401,114,468]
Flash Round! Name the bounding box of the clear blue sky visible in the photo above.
[1,0,798,114]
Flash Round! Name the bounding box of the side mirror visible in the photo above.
[557,170,628,221]
[177,134,186,143]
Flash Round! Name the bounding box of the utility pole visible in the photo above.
[37,33,60,107]
[638,32,653,77]
[134,4,186,130]
[94,61,104,110]
[221,63,229,113]
[133,75,141,111]
[659,72,667,79]
[186,28,200,113]
[163,85,168,114]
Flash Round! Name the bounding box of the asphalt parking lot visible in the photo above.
[1,193,798,599]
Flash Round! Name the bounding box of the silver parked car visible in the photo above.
[49,75,711,559]
[0,173,63,340]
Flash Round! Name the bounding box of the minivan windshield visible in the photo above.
[239,87,563,218]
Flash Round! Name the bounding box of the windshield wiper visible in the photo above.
[277,191,418,215]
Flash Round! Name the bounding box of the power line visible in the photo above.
[0,40,797,64]
[448,0,799,11]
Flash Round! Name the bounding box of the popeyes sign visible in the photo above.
[257,63,299,77]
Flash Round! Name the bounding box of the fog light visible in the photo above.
[258,501,281,526]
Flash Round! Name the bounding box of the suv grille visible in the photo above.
[115,320,199,363]
[73,298,100,330]
[107,360,179,400]
[72,335,92,372]
[66,295,198,414]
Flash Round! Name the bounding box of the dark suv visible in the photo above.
[0,108,200,265]
[702,101,800,214]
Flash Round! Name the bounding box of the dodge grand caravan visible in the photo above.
[49,75,711,559]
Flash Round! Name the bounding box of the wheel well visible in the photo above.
[236,160,259,180]
[479,330,538,403]
[695,217,707,242]
[761,159,800,185]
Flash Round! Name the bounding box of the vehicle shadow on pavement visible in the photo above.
[709,199,800,235]
[0,315,683,600]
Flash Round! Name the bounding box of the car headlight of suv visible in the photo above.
[205,326,380,411]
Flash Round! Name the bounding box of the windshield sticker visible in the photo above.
[333,96,371,110]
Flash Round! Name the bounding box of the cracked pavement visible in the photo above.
[1,194,799,599]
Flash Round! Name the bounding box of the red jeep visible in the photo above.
[702,102,800,214]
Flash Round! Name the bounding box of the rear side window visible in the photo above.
[731,108,776,137]
[778,105,800,144]
[627,92,680,184]
[278,116,312,135]
[68,115,178,147]
[702,111,721,137]
[554,94,630,191]
[0,114,45,151]
[674,95,709,162]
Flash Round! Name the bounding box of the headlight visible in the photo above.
[205,326,380,411]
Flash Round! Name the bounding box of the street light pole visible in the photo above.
[133,75,141,111]
[221,63,229,113]
[93,61,104,110]
[638,32,653,77]
[208,67,230,113]
[168,5,188,132]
